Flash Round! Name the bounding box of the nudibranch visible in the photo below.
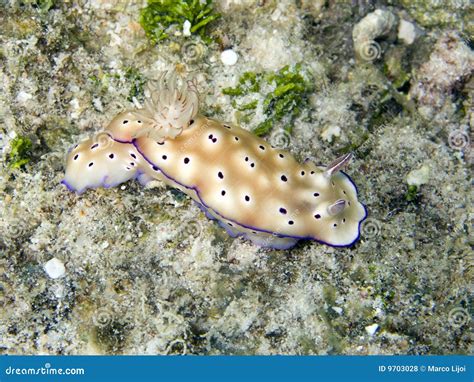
[62,74,367,249]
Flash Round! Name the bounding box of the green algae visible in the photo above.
[222,72,262,96]
[139,0,220,43]
[405,185,419,202]
[383,47,411,91]
[323,285,337,306]
[7,136,33,170]
[223,65,313,136]
[124,67,146,103]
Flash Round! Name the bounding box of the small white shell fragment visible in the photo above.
[365,323,379,336]
[398,20,416,45]
[321,125,341,142]
[92,97,103,112]
[220,49,238,66]
[16,91,33,104]
[332,306,343,315]
[406,165,430,187]
[183,20,191,36]
[271,8,281,21]
[353,9,396,45]
[44,258,66,279]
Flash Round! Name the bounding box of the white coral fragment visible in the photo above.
[397,19,416,45]
[44,258,66,279]
[220,49,238,66]
[407,165,430,187]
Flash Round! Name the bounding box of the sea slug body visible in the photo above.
[62,73,367,249]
